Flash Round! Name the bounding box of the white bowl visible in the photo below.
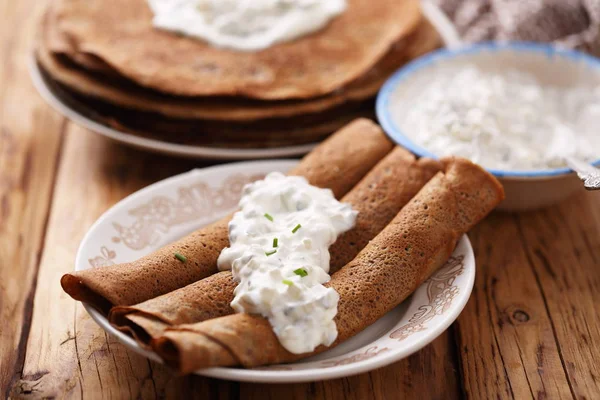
[376,42,600,211]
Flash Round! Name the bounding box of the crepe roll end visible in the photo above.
[152,337,181,370]
[152,329,238,374]
[440,157,505,230]
[60,273,113,315]
[109,308,168,347]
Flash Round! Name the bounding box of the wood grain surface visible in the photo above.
[1,0,600,399]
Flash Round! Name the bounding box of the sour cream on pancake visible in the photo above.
[147,0,347,51]
[218,172,357,353]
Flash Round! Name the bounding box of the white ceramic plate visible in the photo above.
[29,56,316,160]
[76,160,476,383]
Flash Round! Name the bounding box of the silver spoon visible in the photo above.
[565,157,600,190]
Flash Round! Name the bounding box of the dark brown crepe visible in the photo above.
[151,158,505,373]
[110,147,442,343]
[61,119,393,314]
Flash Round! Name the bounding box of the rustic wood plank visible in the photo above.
[456,211,575,399]
[239,331,461,400]
[515,191,600,398]
[0,0,65,394]
[12,126,206,399]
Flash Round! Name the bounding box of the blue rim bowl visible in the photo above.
[376,41,600,179]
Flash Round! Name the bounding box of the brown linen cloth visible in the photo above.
[432,0,600,56]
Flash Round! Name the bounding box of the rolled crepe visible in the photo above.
[151,157,504,373]
[110,148,442,343]
[60,119,393,314]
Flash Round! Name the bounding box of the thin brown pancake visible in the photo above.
[50,0,421,99]
[109,147,442,344]
[39,73,377,149]
[39,19,440,121]
[151,158,505,373]
[60,119,394,314]
[60,87,377,148]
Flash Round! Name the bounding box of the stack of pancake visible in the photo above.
[37,0,440,150]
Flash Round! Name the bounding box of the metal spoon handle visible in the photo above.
[565,157,600,191]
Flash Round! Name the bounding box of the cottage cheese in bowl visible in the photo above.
[398,67,600,171]
[377,43,600,209]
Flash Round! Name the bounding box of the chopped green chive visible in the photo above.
[174,252,187,263]
[282,279,293,286]
[264,213,274,222]
[293,268,308,277]
[272,238,278,248]
[265,250,277,257]
[292,224,302,234]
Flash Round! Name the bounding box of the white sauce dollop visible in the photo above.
[147,0,347,52]
[218,172,357,354]
[395,67,600,170]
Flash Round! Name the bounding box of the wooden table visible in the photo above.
[2,1,600,398]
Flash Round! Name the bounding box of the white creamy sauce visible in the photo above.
[147,0,347,51]
[218,172,356,354]
[396,67,600,170]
